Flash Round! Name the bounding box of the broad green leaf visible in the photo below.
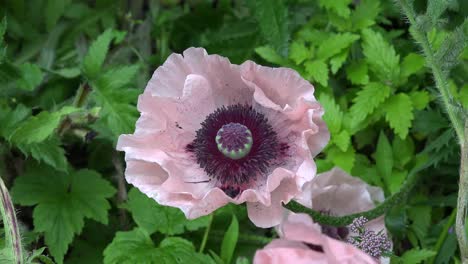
[17,137,68,172]
[346,60,369,85]
[408,205,431,243]
[304,60,328,86]
[375,131,393,189]
[401,53,425,78]
[123,188,209,235]
[393,136,415,168]
[316,33,359,60]
[351,0,380,30]
[16,63,43,91]
[409,91,430,110]
[83,29,114,79]
[318,0,352,18]
[53,67,81,78]
[251,0,289,56]
[333,130,351,152]
[349,83,391,124]
[289,41,310,65]
[103,228,214,264]
[328,146,355,173]
[383,93,414,139]
[318,93,343,134]
[361,29,400,83]
[9,106,78,144]
[11,163,116,264]
[329,49,348,74]
[0,104,31,139]
[385,205,407,239]
[401,248,437,264]
[221,215,239,264]
[389,170,406,194]
[255,46,288,65]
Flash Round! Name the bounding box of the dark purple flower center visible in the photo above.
[186,104,289,198]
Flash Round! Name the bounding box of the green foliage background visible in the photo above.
[0,0,467,263]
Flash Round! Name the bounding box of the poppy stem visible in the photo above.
[199,213,214,253]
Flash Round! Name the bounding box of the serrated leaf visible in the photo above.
[83,29,114,79]
[328,146,355,173]
[375,131,393,189]
[333,130,351,152]
[318,0,352,18]
[349,83,391,124]
[16,63,43,91]
[220,215,238,264]
[351,0,380,30]
[426,0,449,24]
[251,0,289,56]
[361,29,400,83]
[124,188,209,235]
[11,163,116,264]
[316,33,359,60]
[401,53,425,78]
[409,91,430,110]
[45,0,71,31]
[304,60,328,86]
[289,41,310,65]
[319,93,343,134]
[393,136,415,168]
[401,248,437,264]
[435,22,467,75]
[103,228,214,264]
[329,49,348,74]
[17,137,68,172]
[346,60,369,85]
[0,104,31,139]
[255,46,288,65]
[9,106,78,144]
[383,93,414,139]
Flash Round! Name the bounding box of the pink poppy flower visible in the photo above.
[295,167,391,261]
[253,213,378,264]
[116,48,329,227]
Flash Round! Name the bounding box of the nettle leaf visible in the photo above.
[329,49,349,74]
[375,131,393,189]
[304,60,328,86]
[349,82,391,125]
[351,0,380,30]
[11,163,116,264]
[316,33,359,60]
[16,63,43,91]
[346,60,369,85]
[0,104,31,139]
[255,46,289,65]
[91,65,140,139]
[220,215,239,264]
[289,41,310,65]
[327,145,355,173]
[409,91,430,110]
[82,29,115,79]
[361,29,400,84]
[9,106,78,144]
[383,93,414,139]
[250,0,289,56]
[393,136,415,168]
[319,93,343,134]
[124,188,209,235]
[103,228,214,264]
[400,248,437,264]
[333,130,351,152]
[17,137,68,172]
[318,0,352,18]
[401,53,425,78]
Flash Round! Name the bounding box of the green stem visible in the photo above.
[0,176,24,264]
[285,162,426,226]
[456,120,468,262]
[429,208,457,264]
[199,214,213,253]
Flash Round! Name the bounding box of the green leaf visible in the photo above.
[318,93,343,134]
[17,137,68,172]
[346,60,369,85]
[333,130,351,152]
[289,41,310,65]
[124,188,209,235]
[389,170,406,194]
[375,131,393,189]
[383,93,414,139]
[401,53,425,78]
[251,0,289,56]
[304,60,328,86]
[316,33,359,60]
[318,0,352,18]
[385,205,407,239]
[329,49,348,74]
[11,163,116,263]
[220,215,239,264]
[0,104,31,139]
[328,146,355,173]
[83,29,115,79]
[400,248,437,264]
[409,91,430,110]
[349,82,391,124]
[426,0,449,24]
[103,228,214,264]
[255,46,288,65]
[408,205,431,243]
[393,136,415,168]
[351,0,380,30]
[16,63,43,91]
[361,29,400,83]
[9,106,78,144]
[45,0,71,30]
[435,22,467,75]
